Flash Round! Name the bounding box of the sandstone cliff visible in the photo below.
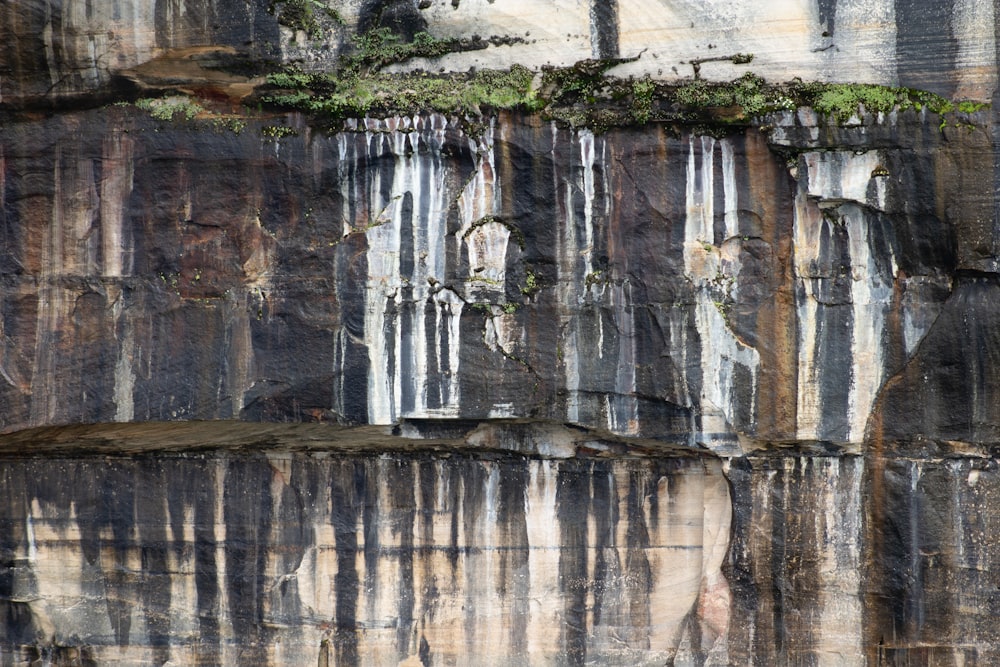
[1,1,999,665]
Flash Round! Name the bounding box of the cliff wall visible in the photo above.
[2,1,1000,665]
[2,0,997,105]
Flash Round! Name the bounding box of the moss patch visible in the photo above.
[269,0,344,40]
[250,30,990,133]
[121,96,247,133]
[797,82,986,120]
[134,96,206,121]
[263,65,540,124]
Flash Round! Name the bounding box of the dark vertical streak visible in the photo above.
[448,462,462,577]
[624,467,651,644]
[769,464,788,658]
[193,460,221,666]
[0,464,36,646]
[137,461,171,665]
[497,458,529,659]
[817,0,837,35]
[894,0,957,96]
[331,461,363,667]
[390,459,416,659]
[590,460,612,628]
[104,462,135,647]
[424,299,442,410]
[461,459,486,654]
[813,215,853,441]
[332,233,371,422]
[363,459,380,624]
[223,457,272,665]
[273,476,306,630]
[721,457,757,663]
[589,0,620,59]
[557,460,589,665]
[417,460,439,621]
[400,191,416,415]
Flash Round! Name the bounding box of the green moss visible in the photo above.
[261,125,298,138]
[135,96,205,121]
[266,71,313,88]
[128,96,244,133]
[675,72,795,118]
[631,78,655,124]
[269,0,343,40]
[339,28,525,76]
[800,82,986,121]
[213,117,247,134]
[958,100,989,114]
[262,63,538,124]
[254,41,990,134]
[811,83,906,119]
[520,269,540,296]
[345,29,451,73]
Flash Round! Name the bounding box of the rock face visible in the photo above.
[2,1,1000,665]
[2,0,997,106]
[1,107,993,449]
[0,422,733,666]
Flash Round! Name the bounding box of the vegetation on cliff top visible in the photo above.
[259,66,988,134]
[119,26,987,134]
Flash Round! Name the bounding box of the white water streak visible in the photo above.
[682,137,759,446]
[363,117,459,422]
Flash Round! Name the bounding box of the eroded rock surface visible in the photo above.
[0,107,993,452]
[2,0,996,106]
[3,1,1000,665]
[0,422,731,666]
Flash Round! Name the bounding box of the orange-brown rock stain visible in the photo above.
[743,130,797,440]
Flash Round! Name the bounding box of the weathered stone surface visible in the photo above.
[1,101,999,663]
[3,0,1000,665]
[0,422,730,666]
[2,0,997,107]
[0,106,993,452]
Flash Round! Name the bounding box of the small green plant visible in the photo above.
[213,117,247,133]
[262,65,539,123]
[266,71,313,88]
[135,96,205,121]
[585,270,607,287]
[343,29,463,74]
[957,100,988,113]
[631,78,655,124]
[261,125,298,138]
[520,269,540,296]
[801,82,985,122]
[712,299,731,321]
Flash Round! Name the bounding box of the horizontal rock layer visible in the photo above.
[0,107,995,452]
[3,1,1000,662]
[0,422,731,666]
[2,0,996,106]
[2,424,1000,664]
